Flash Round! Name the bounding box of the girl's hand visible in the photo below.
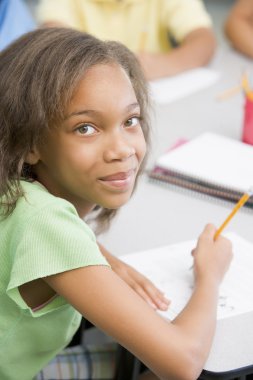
[98,243,170,311]
[192,224,233,286]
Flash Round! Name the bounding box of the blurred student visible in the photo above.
[35,0,216,80]
[0,0,35,50]
[225,0,253,59]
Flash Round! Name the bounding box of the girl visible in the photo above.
[0,28,232,380]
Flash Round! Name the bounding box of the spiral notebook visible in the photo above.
[149,132,253,207]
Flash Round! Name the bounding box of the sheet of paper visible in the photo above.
[149,68,220,105]
[121,232,253,320]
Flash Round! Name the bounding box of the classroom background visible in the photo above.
[3,1,253,378]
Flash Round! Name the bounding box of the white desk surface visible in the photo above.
[99,45,253,374]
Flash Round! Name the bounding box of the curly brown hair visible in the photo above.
[0,27,151,232]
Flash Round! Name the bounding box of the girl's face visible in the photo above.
[33,63,146,217]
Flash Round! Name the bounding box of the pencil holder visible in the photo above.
[242,96,253,145]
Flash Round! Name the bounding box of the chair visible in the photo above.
[68,318,142,380]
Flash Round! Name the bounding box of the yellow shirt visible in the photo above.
[36,0,212,53]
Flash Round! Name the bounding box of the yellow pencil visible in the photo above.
[241,72,253,101]
[214,188,253,240]
[216,85,242,101]
[241,72,251,94]
[216,71,253,101]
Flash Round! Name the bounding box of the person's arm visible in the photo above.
[224,0,253,59]
[98,243,170,311]
[137,28,216,80]
[44,224,232,380]
[137,27,216,80]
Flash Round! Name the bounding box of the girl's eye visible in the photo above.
[76,124,97,135]
[124,117,140,128]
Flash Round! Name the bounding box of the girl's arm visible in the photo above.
[44,224,232,380]
[137,28,216,81]
[224,0,253,59]
[98,243,170,311]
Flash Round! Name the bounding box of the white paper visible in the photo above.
[149,68,220,105]
[156,132,253,194]
[121,232,253,320]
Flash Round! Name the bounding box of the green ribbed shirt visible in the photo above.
[0,180,109,380]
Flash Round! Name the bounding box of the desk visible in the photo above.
[99,46,253,379]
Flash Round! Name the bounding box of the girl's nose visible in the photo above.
[103,132,136,162]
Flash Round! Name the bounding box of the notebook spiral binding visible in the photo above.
[147,168,253,212]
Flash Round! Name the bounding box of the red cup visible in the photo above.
[242,96,253,145]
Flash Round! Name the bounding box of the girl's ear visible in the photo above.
[25,148,40,165]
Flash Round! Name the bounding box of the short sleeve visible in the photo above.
[163,0,213,42]
[7,201,109,296]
